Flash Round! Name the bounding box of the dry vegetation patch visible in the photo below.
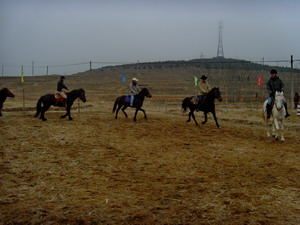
[1,107,299,224]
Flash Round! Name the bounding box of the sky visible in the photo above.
[1,0,300,76]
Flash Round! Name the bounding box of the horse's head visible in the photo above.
[2,88,15,98]
[139,88,152,98]
[79,88,87,103]
[210,87,222,102]
[274,91,284,111]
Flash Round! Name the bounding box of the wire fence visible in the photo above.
[1,57,300,77]
[1,57,300,112]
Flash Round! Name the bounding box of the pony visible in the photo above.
[182,87,222,127]
[113,88,152,121]
[0,88,15,117]
[34,89,86,121]
[262,91,286,141]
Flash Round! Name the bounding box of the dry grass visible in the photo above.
[0,69,300,224]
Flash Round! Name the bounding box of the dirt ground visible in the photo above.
[1,100,300,224]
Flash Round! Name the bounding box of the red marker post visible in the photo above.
[256,76,263,111]
[257,76,263,87]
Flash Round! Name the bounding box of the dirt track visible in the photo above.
[1,104,299,225]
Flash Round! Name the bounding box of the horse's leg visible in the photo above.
[115,104,122,119]
[211,110,220,128]
[139,108,147,119]
[67,107,73,120]
[279,119,285,142]
[266,120,271,137]
[187,112,192,122]
[121,105,128,118]
[60,108,68,119]
[40,105,50,121]
[273,118,280,139]
[60,106,72,120]
[202,112,208,125]
[133,108,139,121]
[190,110,199,126]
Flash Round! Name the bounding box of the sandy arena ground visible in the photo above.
[1,100,299,224]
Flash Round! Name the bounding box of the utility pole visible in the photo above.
[90,61,92,71]
[217,21,224,58]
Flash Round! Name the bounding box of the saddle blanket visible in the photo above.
[124,95,131,104]
[54,93,64,103]
[124,95,134,106]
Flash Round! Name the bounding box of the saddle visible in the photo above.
[54,93,66,106]
[191,95,206,107]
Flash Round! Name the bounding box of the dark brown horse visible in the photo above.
[113,88,152,121]
[182,87,222,127]
[34,89,86,121]
[0,88,15,117]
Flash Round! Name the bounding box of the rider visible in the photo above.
[129,77,140,106]
[196,75,211,106]
[266,69,290,119]
[56,76,69,106]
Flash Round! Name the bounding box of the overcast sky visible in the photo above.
[1,0,300,75]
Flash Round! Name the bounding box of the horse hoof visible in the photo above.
[69,118,73,120]
[42,118,47,121]
[186,120,190,123]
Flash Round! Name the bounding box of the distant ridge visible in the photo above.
[104,57,298,72]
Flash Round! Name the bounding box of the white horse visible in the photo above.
[262,91,286,141]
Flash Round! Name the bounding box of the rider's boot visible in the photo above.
[266,103,272,119]
[284,103,290,118]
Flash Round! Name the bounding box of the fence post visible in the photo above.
[290,55,294,110]
[32,61,34,76]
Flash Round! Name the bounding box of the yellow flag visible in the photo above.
[21,70,24,83]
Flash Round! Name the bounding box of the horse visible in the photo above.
[113,88,152,121]
[34,89,86,121]
[262,91,286,141]
[0,88,15,117]
[182,87,222,127]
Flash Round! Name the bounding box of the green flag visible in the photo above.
[193,76,199,86]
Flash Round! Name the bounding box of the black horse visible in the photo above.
[34,89,86,121]
[0,88,15,117]
[182,87,222,127]
[113,88,152,121]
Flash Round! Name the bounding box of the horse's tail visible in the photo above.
[34,96,43,117]
[112,97,120,113]
[182,97,191,112]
